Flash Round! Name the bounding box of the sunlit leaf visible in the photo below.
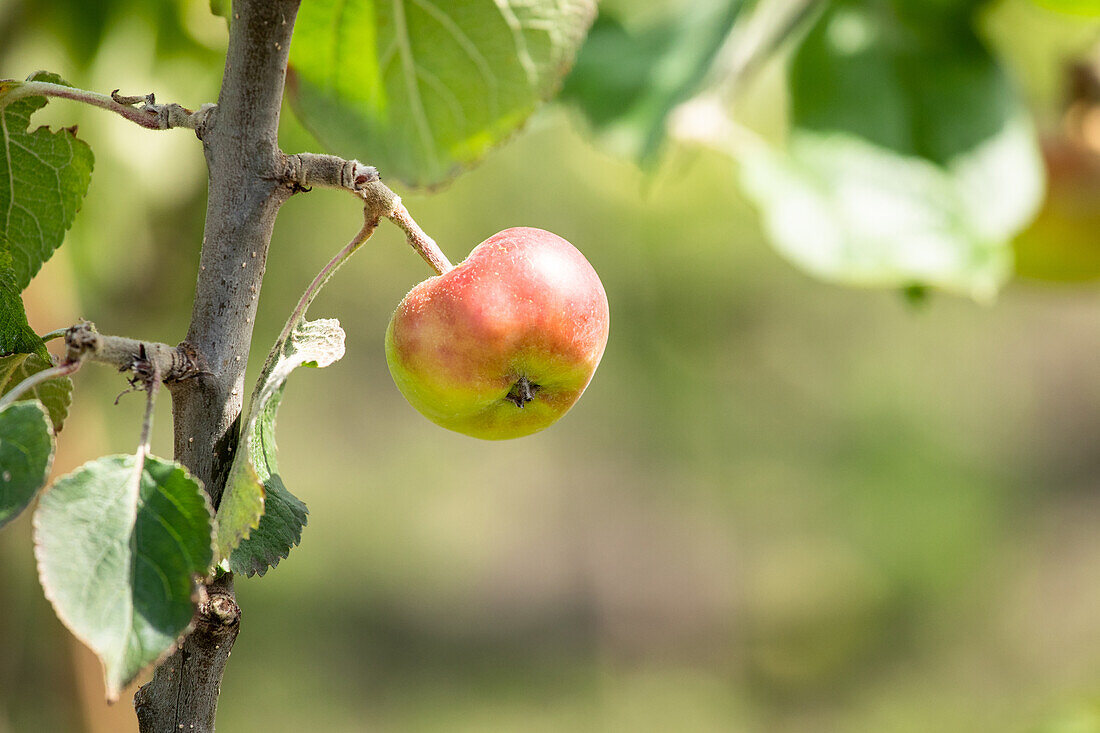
[739,2,1043,299]
[288,0,596,187]
[0,401,53,529]
[217,318,345,577]
[0,72,94,290]
[35,454,213,701]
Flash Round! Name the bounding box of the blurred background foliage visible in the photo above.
[2,0,1100,731]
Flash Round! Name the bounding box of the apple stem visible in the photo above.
[387,199,454,275]
[280,182,452,351]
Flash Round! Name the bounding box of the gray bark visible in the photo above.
[62,322,201,383]
[134,1,302,730]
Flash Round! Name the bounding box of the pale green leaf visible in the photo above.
[35,454,213,701]
[739,2,1043,299]
[0,401,53,528]
[0,72,94,290]
[217,318,345,577]
[288,0,596,187]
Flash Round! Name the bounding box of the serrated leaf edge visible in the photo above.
[32,454,215,701]
[1,72,95,291]
[233,492,310,578]
[215,319,343,565]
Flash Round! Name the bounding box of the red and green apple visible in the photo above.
[385,227,609,440]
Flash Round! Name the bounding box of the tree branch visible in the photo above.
[280,154,454,274]
[0,79,214,133]
[136,0,303,730]
[281,152,379,192]
[60,321,203,383]
[133,575,239,733]
[1,322,202,412]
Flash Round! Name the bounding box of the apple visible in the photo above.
[1014,135,1100,282]
[385,227,609,440]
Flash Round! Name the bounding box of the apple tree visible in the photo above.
[0,0,1096,730]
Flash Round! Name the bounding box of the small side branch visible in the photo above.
[280,153,454,275]
[1,79,215,135]
[64,322,204,384]
[281,152,379,193]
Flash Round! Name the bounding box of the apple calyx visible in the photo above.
[504,376,538,408]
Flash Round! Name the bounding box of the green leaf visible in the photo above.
[561,1,743,164]
[288,0,596,187]
[0,352,72,431]
[738,2,1043,299]
[210,0,231,21]
[0,401,54,529]
[217,318,345,577]
[0,71,94,290]
[0,245,48,359]
[35,454,213,701]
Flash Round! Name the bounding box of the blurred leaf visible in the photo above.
[0,246,48,359]
[1031,0,1100,15]
[287,0,596,188]
[219,318,345,577]
[561,0,744,163]
[35,454,213,701]
[889,0,989,22]
[0,72,94,291]
[740,2,1043,299]
[0,401,54,529]
[0,352,73,431]
[210,0,231,21]
[15,0,221,68]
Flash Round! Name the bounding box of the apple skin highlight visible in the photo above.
[385,227,610,440]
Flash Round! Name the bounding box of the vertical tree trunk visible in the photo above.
[133,1,302,730]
